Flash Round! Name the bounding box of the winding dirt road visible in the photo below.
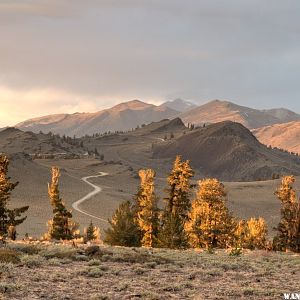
[72,172,109,223]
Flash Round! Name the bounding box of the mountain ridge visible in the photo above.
[16,100,179,137]
[153,120,300,181]
[179,99,300,129]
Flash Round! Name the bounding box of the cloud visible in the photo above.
[0,0,299,126]
[0,86,100,127]
[0,85,162,127]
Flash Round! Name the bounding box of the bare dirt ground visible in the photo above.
[0,242,299,300]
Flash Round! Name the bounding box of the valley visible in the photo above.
[4,117,300,239]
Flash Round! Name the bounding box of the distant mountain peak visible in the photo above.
[111,99,154,112]
[160,98,196,112]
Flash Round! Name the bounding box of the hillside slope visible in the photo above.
[16,100,178,136]
[153,121,300,181]
[179,100,300,129]
[253,120,300,154]
[0,127,84,156]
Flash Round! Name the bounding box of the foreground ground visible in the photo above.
[0,242,299,299]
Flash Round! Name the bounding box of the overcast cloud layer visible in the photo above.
[0,0,300,126]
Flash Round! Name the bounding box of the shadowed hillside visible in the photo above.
[153,121,300,181]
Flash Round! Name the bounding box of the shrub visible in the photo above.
[0,248,20,264]
[80,266,105,278]
[8,243,41,255]
[39,246,77,260]
[0,282,21,293]
[20,254,44,268]
[229,247,243,257]
[85,245,100,256]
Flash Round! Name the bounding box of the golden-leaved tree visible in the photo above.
[235,217,267,249]
[273,176,300,252]
[185,178,235,249]
[45,166,79,240]
[158,156,194,249]
[0,154,29,240]
[135,169,159,247]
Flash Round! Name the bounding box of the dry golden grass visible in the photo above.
[0,242,299,299]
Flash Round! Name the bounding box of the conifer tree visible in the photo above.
[159,156,194,249]
[185,178,235,249]
[273,176,300,252]
[45,166,79,240]
[84,220,101,242]
[0,154,29,240]
[104,201,141,247]
[135,169,159,247]
[235,218,267,250]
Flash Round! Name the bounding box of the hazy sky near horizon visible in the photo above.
[0,0,300,126]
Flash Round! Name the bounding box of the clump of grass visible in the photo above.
[141,291,161,300]
[80,266,105,278]
[47,258,62,266]
[20,254,45,268]
[109,251,172,265]
[161,285,181,292]
[8,244,41,255]
[115,283,129,292]
[229,247,243,257]
[87,259,101,266]
[0,248,20,264]
[0,262,14,275]
[39,246,77,260]
[133,267,147,275]
[0,282,21,293]
[90,294,109,300]
[243,287,256,296]
[85,246,113,259]
[144,262,157,269]
[74,254,89,262]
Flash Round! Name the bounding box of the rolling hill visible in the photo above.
[153,121,300,181]
[16,100,178,137]
[253,120,300,154]
[0,127,84,157]
[179,100,300,129]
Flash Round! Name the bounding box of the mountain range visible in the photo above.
[179,100,300,129]
[16,100,178,137]
[13,98,300,154]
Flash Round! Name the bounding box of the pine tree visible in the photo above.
[84,220,101,242]
[135,169,159,247]
[159,156,194,249]
[185,178,235,249]
[235,218,267,250]
[104,201,141,247]
[273,176,300,252]
[45,167,79,240]
[0,154,29,240]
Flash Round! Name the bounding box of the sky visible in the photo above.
[0,0,300,126]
